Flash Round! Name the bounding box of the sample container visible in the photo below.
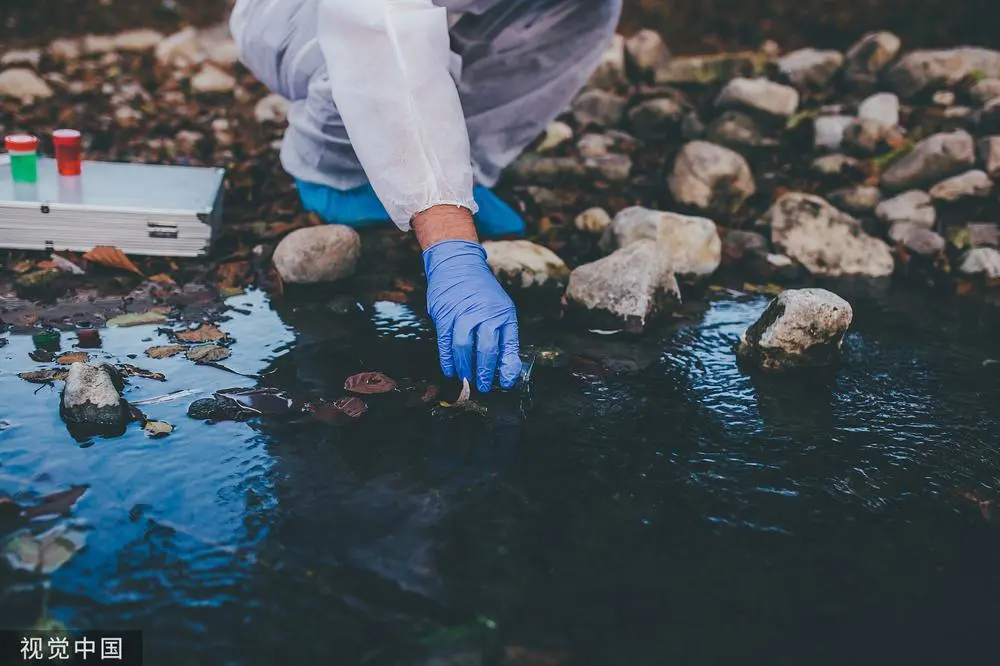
[5,134,39,183]
[53,129,82,176]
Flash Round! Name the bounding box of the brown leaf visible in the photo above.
[18,369,69,384]
[186,344,231,363]
[56,352,89,365]
[311,396,368,423]
[176,324,227,343]
[344,371,398,395]
[107,311,169,327]
[147,273,176,285]
[22,486,88,520]
[215,261,251,289]
[82,246,145,276]
[145,345,185,359]
[119,364,166,382]
[11,259,36,274]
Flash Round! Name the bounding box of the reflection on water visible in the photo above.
[1,284,1000,665]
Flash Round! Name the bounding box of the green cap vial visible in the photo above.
[5,134,39,183]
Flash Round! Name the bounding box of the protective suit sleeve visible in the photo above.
[316,0,478,231]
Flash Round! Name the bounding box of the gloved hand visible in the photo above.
[423,240,522,392]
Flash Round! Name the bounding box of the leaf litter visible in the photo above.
[344,371,397,394]
[56,352,89,365]
[18,369,69,384]
[2,524,87,575]
[107,311,169,327]
[145,345,186,359]
[187,344,231,363]
[176,324,228,343]
[82,245,144,277]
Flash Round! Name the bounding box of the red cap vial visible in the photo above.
[53,129,83,176]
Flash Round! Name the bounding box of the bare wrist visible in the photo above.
[412,205,478,251]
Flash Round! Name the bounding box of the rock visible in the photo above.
[875,190,936,227]
[0,68,53,102]
[572,90,627,127]
[736,288,853,372]
[588,154,632,182]
[254,93,291,124]
[761,192,895,277]
[155,27,202,68]
[901,228,946,256]
[625,29,670,74]
[525,186,561,209]
[814,115,854,151]
[857,92,900,127]
[565,240,681,333]
[191,64,236,94]
[842,118,898,155]
[627,98,684,140]
[886,48,1000,98]
[811,154,861,176]
[60,363,128,429]
[82,34,117,54]
[115,28,164,52]
[576,133,613,157]
[48,38,81,61]
[976,136,1000,177]
[929,169,992,201]
[187,397,250,422]
[681,111,707,139]
[778,48,843,90]
[537,121,573,153]
[587,34,628,90]
[575,207,612,234]
[655,52,761,86]
[959,247,1000,278]
[668,140,756,214]
[932,90,956,106]
[887,221,923,243]
[970,78,1000,106]
[966,222,1000,248]
[272,225,361,284]
[1,49,41,68]
[707,111,771,149]
[881,130,975,191]
[715,77,799,117]
[599,206,722,277]
[721,229,769,263]
[507,155,588,183]
[204,38,240,68]
[482,240,569,292]
[844,31,901,90]
[828,186,882,214]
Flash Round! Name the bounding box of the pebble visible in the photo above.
[970,78,1000,106]
[525,186,561,209]
[205,39,240,68]
[576,133,614,157]
[902,228,946,257]
[587,153,632,182]
[482,240,569,292]
[155,27,203,68]
[827,185,882,214]
[82,34,117,54]
[60,363,128,430]
[708,111,771,149]
[272,225,361,284]
[680,111,707,139]
[976,136,1000,177]
[715,77,800,117]
[875,190,936,227]
[48,38,81,61]
[668,140,756,213]
[115,28,164,52]
[0,49,41,68]
[932,90,956,106]
[959,247,1000,279]
[844,31,902,90]
[507,156,588,183]
[655,52,760,85]
[572,89,627,127]
[778,48,843,90]
[627,98,684,140]
[587,34,628,90]
[881,130,975,191]
[928,169,993,201]
[191,63,236,95]
[857,92,900,127]
[736,288,853,371]
[721,229,769,262]
[967,222,1000,247]
[574,207,612,234]
[886,48,1000,98]
[813,115,854,151]
[760,192,894,277]
[842,118,896,155]
[254,93,291,124]
[565,240,681,333]
[537,121,573,153]
[599,206,722,277]
[625,29,671,74]
[811,153,861,176]
[0,68,54,102]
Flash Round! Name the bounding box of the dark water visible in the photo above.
[2,283,1000,665]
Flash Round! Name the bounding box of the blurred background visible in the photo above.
[3,0,1000,52]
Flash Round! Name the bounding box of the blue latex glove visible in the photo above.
[423,240,522,392]
[297,180,526,239]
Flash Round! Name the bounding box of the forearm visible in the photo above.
[412,205,478,251]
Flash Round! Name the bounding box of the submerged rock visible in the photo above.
[778,48,843,90]
[761,193,894,277]
[273,225,361,284]
[574,207,612,234]
[715,77,799,117]
[881,130,975,191]
[115,28,164,52]
[60,363,129,430]
[668,140,756,214]
[736,288,853,372]
[565,240,681,333]
[0,68,53,102]
[599,206,721,278]
[901,228,946,257]
[482,240,569,292]
[1,49,42,68]
[928,169,993,201]
[844,31,901,90]
[959,247,1000,279]
[875,190,936,227]
[886,48,1000,98]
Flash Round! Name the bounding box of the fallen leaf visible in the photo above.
[143,421,174,438]
[187,344,231,363]
[145,344,185,359]
[49,254,85,275]
[311,396,368,423]
[147,273,176,285]
[56,352,89,365]
[742,283,785,296]
[107,311,168,327]
[11,259,36,274]
[215,261,251,288]
[344,371,398,395]
[18,369,69,384]
[219,287,245,298]
[119,364,166,382]
[2,524,87,574]
[22,486,88,520]
[176,324,227,343]
[82,245,144,276]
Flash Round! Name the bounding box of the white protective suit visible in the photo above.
[230,0,622,230]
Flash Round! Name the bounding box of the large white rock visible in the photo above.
[482,240,569,291]
[599,206,721,277]
[886,48,1000,98]
[881,130,976,191]
[760,192,894,277]
[736,288,854,371]
[61,363,128,428]
[715,77,800,117]
[565,240,681,333]
[0,68,53,102]
[668,140,756,213]
[272,225,361,284]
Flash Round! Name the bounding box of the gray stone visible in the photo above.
[273,225,361,284]
[881,130,975,191]
[707,110,771,149]
[966,222,1000,248]
[254,93,291,124]
[507,155,588,183]
[681,111,707,140]
[888,221,926,244]
[857,92,900,127]
[778,48,843,90]
[721,229,769,262]
[901,228,946,256]
[844,31,902,90]
[587,153,632,182]
[886,48,1000,98]
[959,247,1000,278]
[61,363,128,429]
[875,190,936,227]
[155,27,202,68]
[575,207,612,234]
[565,240,681,333]
[625,29,671,74]
[828,186,882,214]
[0,68,53,102]
[970,78,1000,106]
[654,52,761,85]
[525,186,561,209]
[115,28,164,52]
[736,288,854,371]
[572,89,627,127]
[482,240,569,292]
[929,169,993,201]
[715,77,799,117]
[599,206,721,277]
[587,34,628,90]
[0,49,41,68]
[82,34,117,54]
[842,118,898,155]
[932,90,956,106]
[976,136,1000,177]
[537,121,573,153]
[811,154,861,176]
[48,38,81,61]
[628,98,684,140]
[576,133,614,157]
[191,63,235,94]
[760,192,895,277]
[814,115,854,151]
[668,140,756,214]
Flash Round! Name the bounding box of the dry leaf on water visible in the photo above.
[344,371,397,395]
[82,245,144,277]
[145,345,185,359]
[11,259,36,274]
[187,344,231,363]
[311,396,368,423]
[215,261,251,289]
[107,311,168,327]
[119,364,166,382]
[18,369,69,384]
[22,486,88,520]
[176,324,227,343]
[144,421,174,438]
[56,352,89,365]
[147,273,176,285]
[2,524,87,575]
